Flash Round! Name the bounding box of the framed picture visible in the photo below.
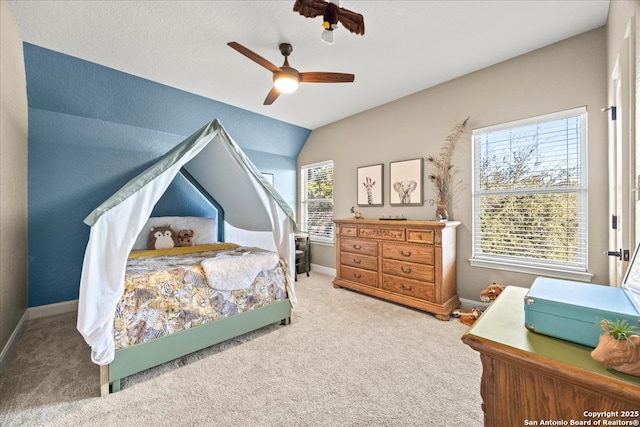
[389,158,423,206]
[357,164,383,206]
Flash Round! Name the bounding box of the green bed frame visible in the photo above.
[100,299,292,396]
[98,169,294,395]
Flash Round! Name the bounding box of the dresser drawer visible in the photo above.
[359,226,405,241]
[407,229,434,244]
[383,243,434,265]
[340,265,378,287]
[340,238,378,256]
[338,225,357,237]
[383,259,434,282]
[341,253,378,271]
[383,275,434,301]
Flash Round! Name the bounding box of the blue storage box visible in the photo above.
[524,277,640,348]
[524,244,640,348]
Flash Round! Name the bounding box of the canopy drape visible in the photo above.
[78,119,296,365]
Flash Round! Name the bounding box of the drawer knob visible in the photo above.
[401,266,412,273]
[353,273,362,279]
[400,250,412,257]
[353,244,362,250]
[400,284,413,291]
[354,258,362,264]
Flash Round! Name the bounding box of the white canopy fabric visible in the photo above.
[77,119,297,365]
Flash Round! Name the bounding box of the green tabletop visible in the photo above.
[465,285,640,387]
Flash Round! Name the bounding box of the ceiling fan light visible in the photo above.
[273,74,299,93]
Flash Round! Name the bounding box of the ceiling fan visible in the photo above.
[227,41,355,105]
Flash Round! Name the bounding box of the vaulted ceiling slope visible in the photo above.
[8,1,609,130]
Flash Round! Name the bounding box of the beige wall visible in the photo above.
[606,1,640,270]
[607,0,639,81]
[0,0,29,371]
[299,27,608,301]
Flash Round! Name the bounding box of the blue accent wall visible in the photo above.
[24,43,310,307]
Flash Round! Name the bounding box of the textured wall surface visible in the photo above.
[0,0,28,365]
[24,44,310,307]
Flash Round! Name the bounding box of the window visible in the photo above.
[471,107,590,281]
[301,160,334,244]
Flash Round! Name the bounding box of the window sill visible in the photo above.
[469,258,594,283]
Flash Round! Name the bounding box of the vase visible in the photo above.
[590,322,640,377]
[435,191,449,221]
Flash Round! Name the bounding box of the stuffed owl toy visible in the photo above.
[147,225,178,250]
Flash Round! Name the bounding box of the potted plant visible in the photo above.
[590,319,640,376]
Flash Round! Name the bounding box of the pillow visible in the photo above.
[147,225,178,250]
[132,216,218,250]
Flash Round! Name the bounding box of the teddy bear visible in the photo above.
[451,282,506,326]
[177,229,195,247]
[147,225,178,250]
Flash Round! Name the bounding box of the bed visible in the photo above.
[77,120,297,396]
[98,216,293,395]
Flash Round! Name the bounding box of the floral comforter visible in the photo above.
[113,243,287,350]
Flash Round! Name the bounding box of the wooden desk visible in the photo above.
[462,286,640,427]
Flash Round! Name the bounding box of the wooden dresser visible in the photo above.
[333,218,460,320]
[462,286,640,426]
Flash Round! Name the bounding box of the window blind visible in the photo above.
[472,107,587,273]
[301,160,334,243]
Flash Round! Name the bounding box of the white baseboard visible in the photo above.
[309,264,336,277]
[459,297,489,310]
[0,310,28,376]
[28,299,78,319]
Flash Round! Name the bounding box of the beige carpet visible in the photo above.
[0,273,483,426]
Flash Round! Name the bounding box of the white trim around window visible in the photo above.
[470,107,592,282]
[300,160,334,245]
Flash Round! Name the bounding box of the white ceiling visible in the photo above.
[8,0,609,130]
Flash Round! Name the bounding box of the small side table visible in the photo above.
[294,233,310,278]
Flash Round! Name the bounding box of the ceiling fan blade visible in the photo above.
[300,72,355,83]
[227,42,281,73]
[263,87,281,105]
